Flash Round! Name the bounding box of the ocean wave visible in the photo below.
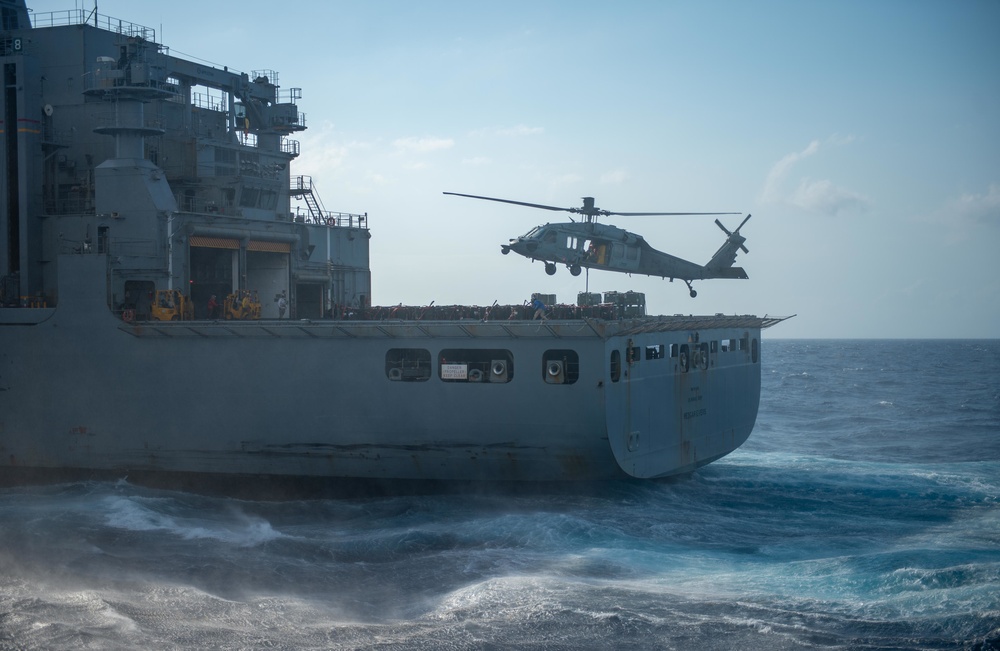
[102,495,284,546]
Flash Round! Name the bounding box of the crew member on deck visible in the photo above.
[531,295,547,320]
[278,291,288,319]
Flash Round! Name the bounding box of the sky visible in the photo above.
[27,0,1000,337]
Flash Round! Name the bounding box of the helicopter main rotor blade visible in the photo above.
[443,192,571,212]
[446,192,743,219]
[610,211,742,217]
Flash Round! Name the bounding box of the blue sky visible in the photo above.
[29,1,1000,337]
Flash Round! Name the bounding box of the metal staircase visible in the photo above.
[290,175,325,223]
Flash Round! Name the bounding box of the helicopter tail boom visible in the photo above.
[709,266,749,280]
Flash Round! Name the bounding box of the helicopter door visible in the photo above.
[584,239,608,265]
[608,242,640,271]
[609,243,625,266]
[593,240,610,265]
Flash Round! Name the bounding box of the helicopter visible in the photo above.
[443,192,752,297]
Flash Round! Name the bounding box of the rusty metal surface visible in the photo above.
[118,314,793,340]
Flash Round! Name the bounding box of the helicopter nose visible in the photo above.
[501,244,510,255]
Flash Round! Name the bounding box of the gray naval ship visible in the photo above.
[0,1,787,492]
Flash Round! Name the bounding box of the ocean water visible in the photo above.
[1,340,998,650]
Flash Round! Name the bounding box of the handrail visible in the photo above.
[31,10,155,42]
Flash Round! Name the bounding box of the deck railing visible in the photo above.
[31,10,155,42]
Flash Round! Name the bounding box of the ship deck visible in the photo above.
[117,314,792,340]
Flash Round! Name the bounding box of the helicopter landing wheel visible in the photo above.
[689,289,697,298]
[569,264,581,277]
[685,280,697,298]
[545,262,557,276]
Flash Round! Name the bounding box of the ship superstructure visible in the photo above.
[1,2,370,319]
[0,2,786,491]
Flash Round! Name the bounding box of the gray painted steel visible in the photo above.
[0,2,783,488]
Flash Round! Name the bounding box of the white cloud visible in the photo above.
[787,178,869,216]
[930,182,1000,243]
[548,173,583,190]
[352,171,389,193]
[827,133,857,147]
[292,122,357,173]
[496,124,544,137]
[762,138,869,215]
[391,136,454,153]
[600,169,628,185]
[762,140,819,203]
[953,183,1000,226]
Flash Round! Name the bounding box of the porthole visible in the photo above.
[385,348,431,381]
[543,349,579,384]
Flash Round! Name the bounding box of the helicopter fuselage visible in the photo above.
[443,191,749,296]
[502,221,746,283]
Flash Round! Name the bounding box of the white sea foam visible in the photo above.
[102,495,283,546]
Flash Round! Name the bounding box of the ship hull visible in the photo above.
[0,256,766,488]
[0,7,780,494]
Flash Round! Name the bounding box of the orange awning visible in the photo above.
[189,236,239,249]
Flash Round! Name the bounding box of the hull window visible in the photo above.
[645,344,664,360]
[386,348,431,382]
[610,350,621,382]
[543,349,579,385]
[439,349,514,383]
[692,343,710,370]
[752,338,759,364]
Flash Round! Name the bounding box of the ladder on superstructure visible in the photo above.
[290,175,326,223]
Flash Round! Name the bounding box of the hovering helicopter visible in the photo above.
[443,192,752,297]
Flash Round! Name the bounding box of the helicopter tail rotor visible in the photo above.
[715,214,751,254]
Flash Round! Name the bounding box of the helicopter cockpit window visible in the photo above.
[542,229,557,243]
